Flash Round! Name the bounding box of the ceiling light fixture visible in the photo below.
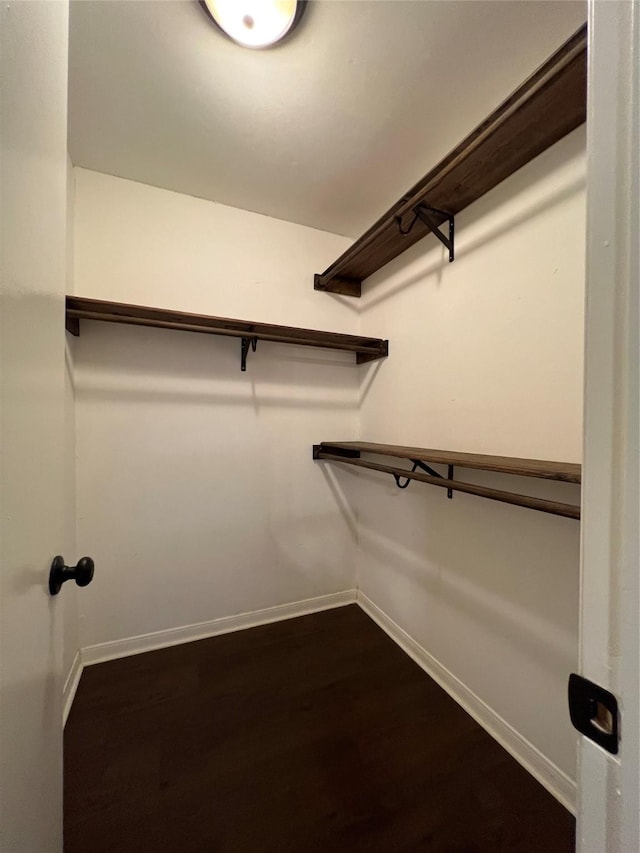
[201,0,306,49]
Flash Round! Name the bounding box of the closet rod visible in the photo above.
[316,452,580,520]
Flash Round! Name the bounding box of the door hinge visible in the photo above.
[568,673,619,755]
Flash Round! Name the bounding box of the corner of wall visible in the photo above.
[357,590,576,813]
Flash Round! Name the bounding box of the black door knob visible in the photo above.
[49,555,95,596]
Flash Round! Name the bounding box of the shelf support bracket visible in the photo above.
[394,459,444,490]
[313,444,360,461]
[66,316,80,336]
[396,203,455,262]
[240,336,258,372]
[394,459,455,499]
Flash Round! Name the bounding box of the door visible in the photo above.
[0,1,70,850]
[577,1,639,851]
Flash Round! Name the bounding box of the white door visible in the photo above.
[577,1,639,851]
[0,1,70,850]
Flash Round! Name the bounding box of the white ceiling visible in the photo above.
[68,0,586,238]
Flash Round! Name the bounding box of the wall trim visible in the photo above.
[63,650,83,728]
[356,590,577,814]
[80,589,357,667]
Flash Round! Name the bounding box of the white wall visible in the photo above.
[356,128,585,797]
[73,169,358,650]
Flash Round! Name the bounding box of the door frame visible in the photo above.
[577,1,639,850]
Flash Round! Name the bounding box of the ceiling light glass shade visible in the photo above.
[203,0,302,49]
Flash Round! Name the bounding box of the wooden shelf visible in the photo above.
[314,24,587,297]
[313,441,581,519]
[65,297,389,367]
[315,441,581,482]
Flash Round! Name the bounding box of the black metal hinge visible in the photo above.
[568,673,619,755]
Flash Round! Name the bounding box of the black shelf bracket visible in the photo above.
[394,459,455,499]
[313,444,360,461]
[240,336,258,372]
[396,203,455,262]
[394,459,442,489]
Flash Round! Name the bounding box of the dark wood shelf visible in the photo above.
[65,296,389,366]
[315,441,581,483]
[314,24,587,297]
[313,441,581,519]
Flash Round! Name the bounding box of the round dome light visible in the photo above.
[203,0,304,49]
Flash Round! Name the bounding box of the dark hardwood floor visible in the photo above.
[64,605,575,852]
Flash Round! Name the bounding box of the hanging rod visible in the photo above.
[313,443,580,520]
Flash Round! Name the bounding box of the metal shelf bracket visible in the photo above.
[241,336,258,371]
[396,203,455,262]
[394,459,455,499]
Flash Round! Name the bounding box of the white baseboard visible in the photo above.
[63,650,83,727]
[81,589,357,667]
[357,590,577,815]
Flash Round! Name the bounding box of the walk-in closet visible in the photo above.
[2,2,638,852]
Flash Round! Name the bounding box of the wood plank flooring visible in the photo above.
[64,605,575,852]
